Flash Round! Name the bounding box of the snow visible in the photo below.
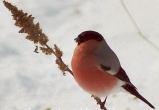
[0,0,159,110]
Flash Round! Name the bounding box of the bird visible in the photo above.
[71,30,155,109]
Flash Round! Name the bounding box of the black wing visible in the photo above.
[114,67,131,83]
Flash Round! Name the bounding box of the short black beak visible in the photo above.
[74,37,79,42]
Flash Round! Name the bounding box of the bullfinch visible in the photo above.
[71,30,155,109]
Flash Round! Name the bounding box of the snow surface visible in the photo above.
[0,0,159,110]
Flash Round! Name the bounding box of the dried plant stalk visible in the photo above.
[3,0,73,76]
[3,1,106,110]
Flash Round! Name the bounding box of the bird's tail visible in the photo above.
[122,84,155,109]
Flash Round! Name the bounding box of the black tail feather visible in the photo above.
[122,84,155,109]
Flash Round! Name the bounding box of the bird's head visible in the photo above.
[74,30,104,45]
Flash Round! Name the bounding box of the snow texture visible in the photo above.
[0,0,158,110]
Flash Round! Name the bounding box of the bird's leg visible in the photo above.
[102,97,107,105]
[101,97,107,109]
[92,95,107,110]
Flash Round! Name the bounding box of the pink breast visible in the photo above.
[72,54,118,97]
